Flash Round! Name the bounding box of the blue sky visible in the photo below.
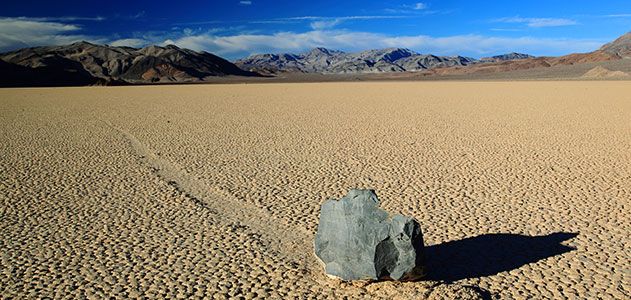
[1,0,631,60]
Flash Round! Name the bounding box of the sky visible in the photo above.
[1,0,631,60]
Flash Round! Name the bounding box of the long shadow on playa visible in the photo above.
[425,232,578,282]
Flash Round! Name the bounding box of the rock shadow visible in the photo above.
[425,232,578,282]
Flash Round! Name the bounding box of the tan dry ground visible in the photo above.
[1,81,630,299]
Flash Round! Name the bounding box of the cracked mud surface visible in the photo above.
[1,82,629,299]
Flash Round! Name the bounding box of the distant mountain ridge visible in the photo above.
[479,52,534,63]
[235,33,631,76]
[1,31,630,87]
[235,47,485,74]
[428,31,631,76]
[0,42,259,87]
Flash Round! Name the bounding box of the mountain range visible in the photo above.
[428,32,631,76]
[0,32,630,86]
[0,42,257,87]
[234,48,479,74]
[235,48,535,75]
[478,53,535,63]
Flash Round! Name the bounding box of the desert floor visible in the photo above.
[1,82,629,299]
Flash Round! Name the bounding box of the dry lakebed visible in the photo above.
[1,81,629,299]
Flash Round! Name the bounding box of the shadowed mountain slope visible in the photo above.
[0,42,259,87]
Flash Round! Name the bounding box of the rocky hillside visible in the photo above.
[581,66,629,79]
[430,31,631,76]
[235,48,480,74]
[0,42,259,87]
[599,32,631,57]
[479,52,534,63]
[238,32,631,76]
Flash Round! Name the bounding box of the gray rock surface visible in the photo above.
[235,47,477,74]
[479,52,535,63]
[314,189,424,281]
[599,31,631,57]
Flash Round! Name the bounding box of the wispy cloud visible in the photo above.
[384,2,437,14]
[495,16,578,28]
[249,20,298,24]
[603,14,631,18]
[0,17,104,51]
[490,28,524,32]
[173,20,222,26]
[273,15,408,29]
[9,16,105,22]
[413,3,427,10]
[280,15,407,21]
[109,38,148,48]
[239,1,252,5]
[179,15,408,28]
[113,11,147,21]
[310,19,342,30]
[130,11,146,19]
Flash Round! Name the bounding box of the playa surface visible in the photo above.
[1,82,629,299]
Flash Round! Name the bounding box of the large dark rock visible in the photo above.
[314,189,425,281]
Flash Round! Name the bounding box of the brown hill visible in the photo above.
[581,66,629,79]
[429,32,631,76]
[0,42,259,87]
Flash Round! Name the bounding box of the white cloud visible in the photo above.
[281,15,406,21]
[183,28,196,36]
[17,16,106,22]
[109,38,148,48]
[495,17,578,28]
[130,11,146,19]
[239,1,252,5]
[414,3,427,10]
[273,15,406,30]
[162,30,604,59]
[490,28,524,32]
[386,3,432,13]
[310,19,342,30]
[0,17,103,51]
[604,14,631,18]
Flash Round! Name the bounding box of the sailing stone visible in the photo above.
[314,189,425,281]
